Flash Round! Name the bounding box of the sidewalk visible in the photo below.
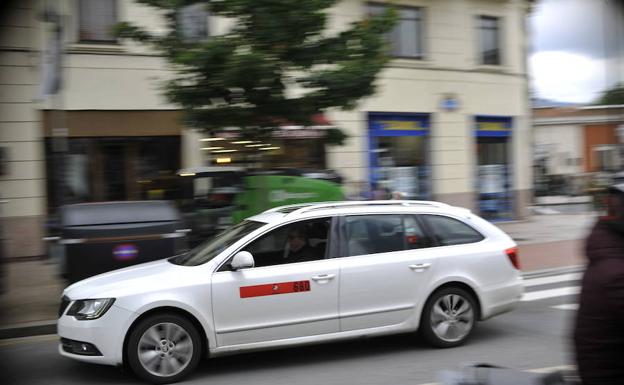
[0,212,596,339]
[0,259,63,338]
[495,212,596,272]
[495,212,596,245]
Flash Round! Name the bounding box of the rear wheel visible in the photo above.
[127,313,202,384]
[420,287,477,348]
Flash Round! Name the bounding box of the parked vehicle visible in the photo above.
[58,200,523,384]
[176,167,344,245]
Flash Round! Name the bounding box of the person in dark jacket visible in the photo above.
[284,227,317,263]
[574,182,624,385]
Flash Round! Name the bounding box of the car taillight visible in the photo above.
[505,247,520,269]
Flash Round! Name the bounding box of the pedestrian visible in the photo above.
[391,190,405,200]
[371,182,389,200]
[574,181,624,385]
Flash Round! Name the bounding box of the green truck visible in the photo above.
[176,167,344,245]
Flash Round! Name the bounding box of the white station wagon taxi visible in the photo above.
[58,201,523,384]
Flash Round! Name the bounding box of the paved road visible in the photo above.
[1,272,581,385]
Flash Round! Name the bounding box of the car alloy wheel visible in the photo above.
[127,313,202,384]
[421,287,476,348]
[138,322,193,377]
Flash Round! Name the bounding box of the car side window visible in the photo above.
[404,215,433,249]
[241,217,331,268]
[344,215,405,257]
[421,215,484,246]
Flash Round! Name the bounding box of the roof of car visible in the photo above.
[248,200,472,224]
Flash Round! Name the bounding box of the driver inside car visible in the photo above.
[284,227,317,263]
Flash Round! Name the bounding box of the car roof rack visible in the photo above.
[263,203,317,214]
[263,200,450,216]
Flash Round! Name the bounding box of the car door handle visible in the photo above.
[311,274,336,281]
[409,263,431,271]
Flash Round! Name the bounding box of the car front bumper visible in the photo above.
[57,304,134,366]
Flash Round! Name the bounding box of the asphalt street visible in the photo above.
[1,272,581,385]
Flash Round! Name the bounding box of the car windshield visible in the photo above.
[169,220,266,266]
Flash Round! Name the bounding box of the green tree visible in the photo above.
[596,83,624,105]
[116,0,396,145]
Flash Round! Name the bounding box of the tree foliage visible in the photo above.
[596,83,624,105]
[116,0,396,144]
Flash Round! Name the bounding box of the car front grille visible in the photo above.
[59,296,70,317]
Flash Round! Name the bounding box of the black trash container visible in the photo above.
[59,201,189,283]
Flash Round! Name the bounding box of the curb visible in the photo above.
[522,265,585,279]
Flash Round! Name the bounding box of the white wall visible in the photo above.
[534,124,584,175]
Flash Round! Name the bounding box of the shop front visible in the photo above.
[43,110,183,213]
[475,116,513,220]
[201,115,331,169]
[368,112,431,200]
[45,136,181,210]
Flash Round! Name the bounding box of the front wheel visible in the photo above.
[420,287,477,348]
[127,313,202,384]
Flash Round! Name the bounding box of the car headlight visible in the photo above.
[66,298,115,320]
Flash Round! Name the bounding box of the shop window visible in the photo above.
[478,16,501,65]
[368,4,424,59]
[45,137,182,212]
[376,135,428,199]
[78,0,117,43]
[368,112,431,200]
[263,139,326,169]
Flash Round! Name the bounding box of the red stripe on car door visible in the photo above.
[240,281,310,298]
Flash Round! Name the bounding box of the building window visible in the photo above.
[177,3,210,43]
[479,16,501,65]
[594,145,621,172]
[78,0,117,43]
[368,4,424,59]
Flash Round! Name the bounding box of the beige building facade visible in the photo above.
[1,1,46,259]
[0,0,533,258]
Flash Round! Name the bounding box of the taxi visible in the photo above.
[58,200,523,383]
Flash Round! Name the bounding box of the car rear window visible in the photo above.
[421,215,484,246]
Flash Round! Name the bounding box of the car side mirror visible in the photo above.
[229,251,255,271]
